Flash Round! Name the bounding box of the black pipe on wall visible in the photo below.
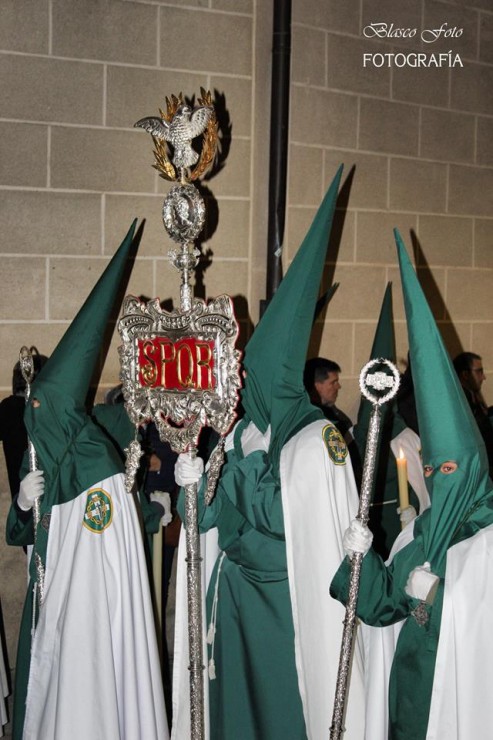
[264,0,292,308]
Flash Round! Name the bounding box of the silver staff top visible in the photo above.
[359,357,400,406]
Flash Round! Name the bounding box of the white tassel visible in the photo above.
[207,552,226,682]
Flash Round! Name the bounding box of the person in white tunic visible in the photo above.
[331,229,493,740]
[7,222,169,740]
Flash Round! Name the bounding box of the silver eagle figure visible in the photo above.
[135,103,213,170]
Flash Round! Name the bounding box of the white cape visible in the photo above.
[359,516,493,740]
[427,523,493,739]
[23,473,168,740]
[280,420,366,740]
[363,427,427,739]
[359,522,415,740]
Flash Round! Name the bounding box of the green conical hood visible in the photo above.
[395,228,491,569]
[24,220,138,503]
[242,165,343,471]
[353,282,396,453]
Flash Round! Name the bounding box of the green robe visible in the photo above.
[179,423,307,740]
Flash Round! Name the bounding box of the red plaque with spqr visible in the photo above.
[137,337,216,391]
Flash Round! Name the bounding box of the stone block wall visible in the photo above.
[287,0,493,415]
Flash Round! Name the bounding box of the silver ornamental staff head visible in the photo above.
[134,89,218,185]
[133,90,218,310]
[359,357,400,406]
[135,103,212,172]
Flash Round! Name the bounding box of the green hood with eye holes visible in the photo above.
[395,228,493,570]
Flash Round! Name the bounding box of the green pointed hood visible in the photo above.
[24,221,138,505]
[353,282,396,454]
[395,228,492,569]
[241,165,343,470]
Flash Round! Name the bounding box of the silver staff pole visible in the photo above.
[330,358,400,740]
[19,346,46,616]
[179,256,205,740]
[183,454,205,738]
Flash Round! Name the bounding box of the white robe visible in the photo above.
[22,473,168,740]
[427,523,493,739]
[280,420,365,740]
[360,518,493,740]
[360,522,415,740]
[362,427,428,739]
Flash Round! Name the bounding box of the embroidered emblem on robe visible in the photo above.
[83,488,113,533]
[322,424,348,465]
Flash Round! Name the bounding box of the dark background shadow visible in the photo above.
[410,229,463,360]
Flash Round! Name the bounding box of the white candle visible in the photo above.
[396,446,409,527]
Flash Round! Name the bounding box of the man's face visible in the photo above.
[315,371,341,406]
[462,358,485,393]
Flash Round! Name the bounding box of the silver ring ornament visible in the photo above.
[162,183,206,244]
[359,358,400,406]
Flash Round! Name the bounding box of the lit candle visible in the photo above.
[396,446,409,527]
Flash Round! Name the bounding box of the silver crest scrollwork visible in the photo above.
[123,437,144,493]
[118,294,241,454]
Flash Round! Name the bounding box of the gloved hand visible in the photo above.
[18,470,44,512]
[405,561,439,603]
[150,491,173,527]
[397,504,417,526]
[343,519,373,559]
[174,453,204,488]
[241,422,271,456]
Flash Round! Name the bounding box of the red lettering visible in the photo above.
[137,337,216,391]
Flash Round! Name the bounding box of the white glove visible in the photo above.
[397,505,417,526]
[18,470,44,511]
[343,519,373,559]
[174,453,204,487]
[405,561,439,603]
[241,422,271,456]
[150,491,173,527]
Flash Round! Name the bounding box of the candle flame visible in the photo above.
[399,446,405,460]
